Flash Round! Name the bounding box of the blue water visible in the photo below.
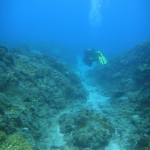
[0,0,150,59]
[0,1,150,149]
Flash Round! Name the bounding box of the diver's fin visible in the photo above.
[98,52,107,65]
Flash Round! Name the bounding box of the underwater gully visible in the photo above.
[0,41,150,150]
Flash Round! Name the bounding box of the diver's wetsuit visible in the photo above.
[83,49,97,66]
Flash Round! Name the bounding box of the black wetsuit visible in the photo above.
[83,49,97,66]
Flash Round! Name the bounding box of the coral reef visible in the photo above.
[89,41,150,150]
[0,45,87,150]
[59,109,114,149]
[0,130,7,142]
[0,133,33,150]
[90,41,150,96]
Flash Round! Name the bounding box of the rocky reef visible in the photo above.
[0,45,87,150]
[89,41,150,150]
[0,132,33,150]
[59,109,115,150]
[90,41,150,96]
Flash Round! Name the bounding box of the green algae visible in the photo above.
[0,134,33,150]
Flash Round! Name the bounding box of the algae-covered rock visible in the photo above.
[89,41,150,150]
[59,109,114,149]
[135,135,150,150]
[0,134,33,150]
[0,45,87,150]
[89,41,150,96]
[0,130,7,142]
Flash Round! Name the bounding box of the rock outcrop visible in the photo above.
[0,45,87,150]
[89,41,150,150]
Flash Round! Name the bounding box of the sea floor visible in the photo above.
[76,61,122,150]
[47,60,131,150]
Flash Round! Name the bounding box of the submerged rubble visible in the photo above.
[0,45,87,150]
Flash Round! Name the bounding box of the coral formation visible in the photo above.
[90,41,150,96]
[0,133,33,150]
[89,41,150,150]
[0,130,7,142]
[59,109,114,149]
[0,45,87,150]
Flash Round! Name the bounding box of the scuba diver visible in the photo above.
[83,48,107,66]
